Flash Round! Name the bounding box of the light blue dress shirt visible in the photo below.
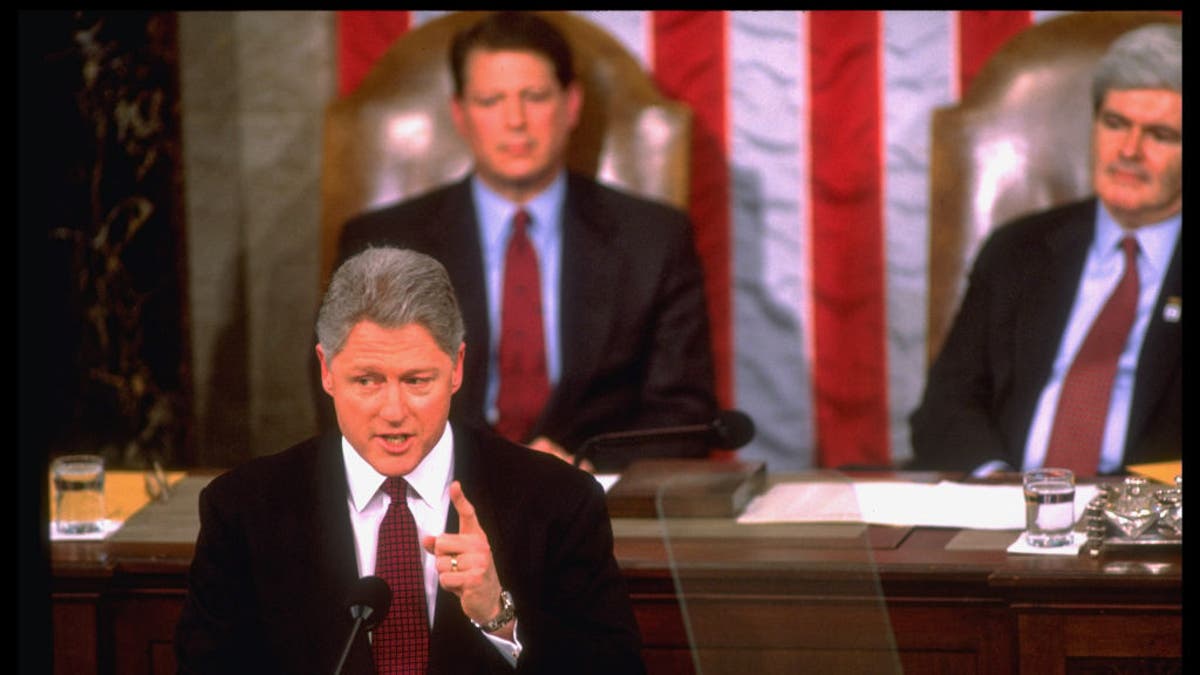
[471,172,565,426]
[1020,205,1181,474]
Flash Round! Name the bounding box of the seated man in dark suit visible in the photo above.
[910,23,1181,477]
[336,11,718,473]
[176,247,645,674]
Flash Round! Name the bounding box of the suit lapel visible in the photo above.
[1014,203,1095,404]
[543,176,620,429]
[436,179,491,427]
[1126,234,1182,453]
[314,432,361,577]
[311,433,376,674]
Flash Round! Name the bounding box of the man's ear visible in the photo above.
[450,95,468,138]
[565,81,583,130]
[316,344,334,396]
[451,342,466,395]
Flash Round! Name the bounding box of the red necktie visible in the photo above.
[372,477,429,675]
[1044,236,1140,475]
[495,209,550,443]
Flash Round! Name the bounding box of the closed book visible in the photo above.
[606,459,767,518]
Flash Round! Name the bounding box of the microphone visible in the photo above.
[333,575,391,675]
[574,409,756,468]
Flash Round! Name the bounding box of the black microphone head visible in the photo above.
[711,409,755,449]
[346,575,391,629]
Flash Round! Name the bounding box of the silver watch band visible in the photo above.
[471,589,515,633]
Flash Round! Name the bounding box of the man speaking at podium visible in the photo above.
[175,248,644,674]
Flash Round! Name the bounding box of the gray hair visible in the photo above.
[1092,23,1182,111]
[316,247,465,362]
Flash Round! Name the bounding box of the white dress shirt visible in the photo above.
[341,424,521,665]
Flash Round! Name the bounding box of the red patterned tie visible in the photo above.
[495,209,550,443]
[372,477,429,674]
[1044,237,1140,475]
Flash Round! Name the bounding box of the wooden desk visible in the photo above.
[50,474,1182,674]
[619,521,1181,674]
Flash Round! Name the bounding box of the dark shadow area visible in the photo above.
[31,11,194,471]
[18,11,62,672]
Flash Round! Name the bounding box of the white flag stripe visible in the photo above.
[728,11,814,470]
[883,11,955,467]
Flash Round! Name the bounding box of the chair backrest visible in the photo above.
[926,11,1179,363]
[320,11,693,287]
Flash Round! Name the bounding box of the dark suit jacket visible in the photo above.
[174,424,645,674]
[335,173,718,471]
[909,198,1181,474]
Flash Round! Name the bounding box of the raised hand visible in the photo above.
[422,481,510,636]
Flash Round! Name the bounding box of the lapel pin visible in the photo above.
[1162,296,1181,323]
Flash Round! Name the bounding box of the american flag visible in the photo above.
[336,10,1107,471]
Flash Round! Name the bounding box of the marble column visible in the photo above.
[179,11,335,464]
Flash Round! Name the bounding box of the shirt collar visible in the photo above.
[341,423,456,513]
[1095,203,1181,275]
[471,170,566,252]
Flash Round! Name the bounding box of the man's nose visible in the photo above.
[379,382,409,421]
[1118,127,1146,159]
[503,97,527,128]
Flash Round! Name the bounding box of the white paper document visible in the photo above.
[738,480,1100,530]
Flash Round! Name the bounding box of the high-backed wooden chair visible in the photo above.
[926,11,1180,363]
[320,11,692,288]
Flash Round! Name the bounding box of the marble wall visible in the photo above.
[179,12,335,465]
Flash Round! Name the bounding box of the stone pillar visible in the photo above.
[179,11,335,464]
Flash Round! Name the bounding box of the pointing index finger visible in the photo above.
[449,481,481,534]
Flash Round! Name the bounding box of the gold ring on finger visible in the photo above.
[450,555,459,572]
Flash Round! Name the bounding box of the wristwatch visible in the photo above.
[472,590,515,633]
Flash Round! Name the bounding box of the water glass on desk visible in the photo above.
[1023,468,1075,547]
[52,454,106,535]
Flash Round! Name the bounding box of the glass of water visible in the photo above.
[52,454,107,535]
[1023,467,1076,547]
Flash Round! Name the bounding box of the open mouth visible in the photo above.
[376,433,414,452]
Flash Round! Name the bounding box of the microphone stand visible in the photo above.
[574,424,713,468]
[333,575,388,675]
[573,411,756,470]
[332,613,368,675]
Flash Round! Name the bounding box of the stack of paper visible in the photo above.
[737,480,1100,530]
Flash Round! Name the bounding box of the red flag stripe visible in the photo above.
[957,11,1032,97]
[651,11,734,409]
[808,11,889,468]
[337,10,410,96]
